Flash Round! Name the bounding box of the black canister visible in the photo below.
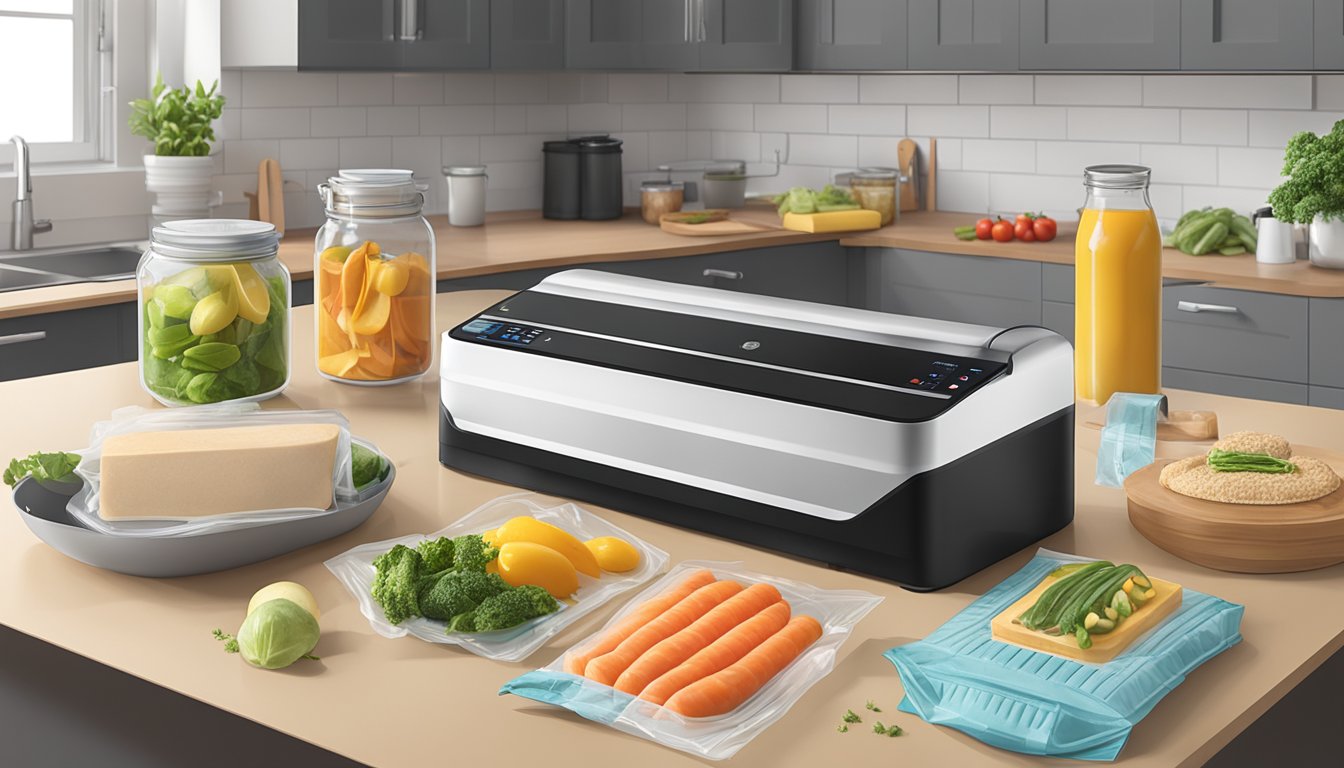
[542,140,581,220]
[577,136,623,221]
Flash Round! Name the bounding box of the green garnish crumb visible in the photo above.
[873,721,903,737]
[842,709,862,724]
[866,700,881,712]
[836,724,849,733]
[212,628,239,654]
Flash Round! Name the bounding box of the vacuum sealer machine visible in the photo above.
[439,270,1074,590]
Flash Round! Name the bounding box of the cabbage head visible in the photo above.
[237,598,320,669]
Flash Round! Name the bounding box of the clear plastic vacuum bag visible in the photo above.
[884,549,1244,761]
[499,560,883,761]
[66,403,360,538]
[325,493,669,662]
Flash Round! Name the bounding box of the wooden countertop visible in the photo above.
[5,209,1344,322]
[2,290,1343,767]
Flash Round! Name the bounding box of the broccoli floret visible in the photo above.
[513,584,559,618]
[448,611,477,633]
[449,533,498,573]
[371,544,423,625]
[472,586,558,632]
[416,536,454,573]
[419,571,510,621]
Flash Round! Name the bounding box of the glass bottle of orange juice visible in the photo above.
[1075,165,1162,405]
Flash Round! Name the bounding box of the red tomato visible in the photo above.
[1033,215,1058,242]
[991,219,1015,242]
[975,218,994,240]
[1015,212,1035,226]
[1014,219,1036,241]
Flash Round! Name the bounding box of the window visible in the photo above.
[0,0,108,164]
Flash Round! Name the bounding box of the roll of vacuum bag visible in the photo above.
[1095,393,1168,487]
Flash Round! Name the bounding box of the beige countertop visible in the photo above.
[2,290,1343,767]
[6,209,1344,320]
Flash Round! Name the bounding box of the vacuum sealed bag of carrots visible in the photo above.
[499,560,882,760]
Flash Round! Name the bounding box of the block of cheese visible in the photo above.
[990,573,1183,664]
[781,209,881,233]
[98,423,341,521]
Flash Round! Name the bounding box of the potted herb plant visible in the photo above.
[1268,118,1344,269]
[128,73,226,218]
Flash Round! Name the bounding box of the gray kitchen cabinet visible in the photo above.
[1309,385,1344,410]
[1309,298,1344,388]
[908,0,1020,71]
[1163,367,1309,405]
[1316,0,1344,69]
[1162,284,1308,383]
[292,278,314,308]
[0,304,131,382]
[1041,263,1074,304]
[1020,0,1180,70]
[1179,0,1314,70]
[794,0,908,70]
[491,0,566,70]
[566,0,700,70]
[1040,300,1074,344]
[699,0,794,71]
[876,248,1042,327]
[298,0,490,71]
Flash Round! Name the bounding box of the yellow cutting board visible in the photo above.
[990,573,1183,663]
[781,209,882,233]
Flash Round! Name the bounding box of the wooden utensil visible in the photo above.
[1125,448,1344,573]
[926,138,938,212]
[897,138,918,212]
[256,158,285,236]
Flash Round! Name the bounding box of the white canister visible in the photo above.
[443,165,487,227]
[1254,209,1296,265]
[1309,214,1344,269]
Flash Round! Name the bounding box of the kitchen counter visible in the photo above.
[2,290,1343,767]
[6,209,1344,321]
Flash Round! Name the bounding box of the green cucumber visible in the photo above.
[1192,222,1229,255]
[1022,561,1113,630]
[1219,245,1247,256]
[1058,566,1126,634]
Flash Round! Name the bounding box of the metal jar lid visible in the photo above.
[575,136,623,153]
[1083,164,1151,190]
[149,219,280,262]
[641,180,684,193]
[704,160,746,179]
[443,165,487,177]
[318,169,427,218]
[852,167,899,181]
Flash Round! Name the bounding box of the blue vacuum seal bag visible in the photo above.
[883,551,1243,761]
[1095,393,1167,488]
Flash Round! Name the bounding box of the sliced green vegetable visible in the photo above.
[1208,449,1297,473]
[183,341,241,371]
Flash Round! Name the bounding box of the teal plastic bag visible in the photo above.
[884,551,1243,761]
[1095,393,1167,487]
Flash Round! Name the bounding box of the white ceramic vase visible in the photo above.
[143,155,222,218]
[1309,214,1344,269]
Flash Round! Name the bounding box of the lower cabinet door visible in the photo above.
[1163,367,1309,406]
[878,248,1043,327]
[1309,385,1344,410]
[0,304,129,382]
[1162,285,1308,383]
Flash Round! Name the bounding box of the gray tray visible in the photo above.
[10,464,393,578]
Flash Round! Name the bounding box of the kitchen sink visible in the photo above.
[0,246,143,281]
[0,265,78,293]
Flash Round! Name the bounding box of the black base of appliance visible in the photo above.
[439,405,1074,591]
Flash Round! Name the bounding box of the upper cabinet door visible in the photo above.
[699,0,794,71]
[299,0,488,70]
[794,0,907,71]
[1317,0,1344,69]
[491,0,565,70]
[908,0,1020,71]
[567,0,700,70]
[399,0,490,69]
[1019,0,1179,69]
[1180,0,1313,70]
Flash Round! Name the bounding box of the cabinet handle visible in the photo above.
[398,0,420,41]
[683,0,692,43]
[703,268,742,280]
[0,331,46,347]
[696,0,707,43]
[1177,301,1239,314]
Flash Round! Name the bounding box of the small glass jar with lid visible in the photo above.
[848,167,899,226]
[314,169,436,385]
[640,180,685,224]
[137,219,289,406]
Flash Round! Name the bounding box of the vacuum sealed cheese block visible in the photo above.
[98,423,341,521]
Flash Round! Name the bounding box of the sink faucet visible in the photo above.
[10,136,53,251]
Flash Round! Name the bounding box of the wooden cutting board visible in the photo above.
[897,138,918,212]
[1125,446,1344,573]
[659,213,777,237]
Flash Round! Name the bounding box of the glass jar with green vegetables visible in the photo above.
[137,220,290,406]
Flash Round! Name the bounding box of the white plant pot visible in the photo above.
[143,155,222,218]
[1309,215,1344,269]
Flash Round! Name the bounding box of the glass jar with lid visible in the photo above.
[847,167,899,226]
[640,180,684,224]
[314,169,436,385]
[138,219,289,406]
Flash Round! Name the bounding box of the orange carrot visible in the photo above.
[563,570,716,675]
[613,582,782,696]
[638,601,792,706]
[584,580,743,686]
[662,616,823,718]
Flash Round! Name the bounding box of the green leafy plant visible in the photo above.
[128,73,225,157]
[1268,119,1344,224]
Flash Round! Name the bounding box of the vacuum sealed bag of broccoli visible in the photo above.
[324,492,669,662]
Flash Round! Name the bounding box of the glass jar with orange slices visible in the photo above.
[314,170,436,385]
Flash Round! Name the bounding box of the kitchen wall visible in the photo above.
[212,70,1344,230]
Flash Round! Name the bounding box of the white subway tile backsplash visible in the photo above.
[487,160,544,189]
[567,103,623,134]
[1141,144,1217,185]
[443,73,496,104]
[828,105,905,137]
[240,108,311,139]
[224,139,279,173]
[1182,185,1270,215]
[711,132,761,163]
[760,133,788,164]
[988,174,1080,221]
[481,135,545,163]
[420,105,494,135]
[932,137,961,171]
[1034,75,1142,106]
[545,73,583,104]
[339,137,392,169]
[218,109,241,142]
[278,138,336,171]
[688,103,755,131]
[648,131,691,168]
[363,105,419,137]
[220,69,241,102]
[959,75,1033,105]
[1148,183,1183,221]
[859,75,958,105]
[622,103,687,132]
[613,132,649,171]
[1180,109,1247,146]
[990,106,1066,139]
[609,74,669,103]
[487,186,544,212]
[782,75,857,104]
[669,74,780,104]
[755,104,828,134]
[908,106,989,138]
[339,73,393,106]
[686,130,712,160]
[1316,75,1344,110]
[391,136,443,183]
[309,107,367,138]
[935,170,989,213]
[393,73,445,106]
[857,136,901,168]
[240,71,337,107]
[962,139,1036,173]
[494,73,549,105]
[494,105,527,134]
[441,136,481,166]
[1067,107,1179,143]
[1248,110,1344,148]
[1035,141,1140,176]
[786,134,857,168]
[1217,147,1286,189]
[526,104,568,134]
[1143,75,1312,110]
